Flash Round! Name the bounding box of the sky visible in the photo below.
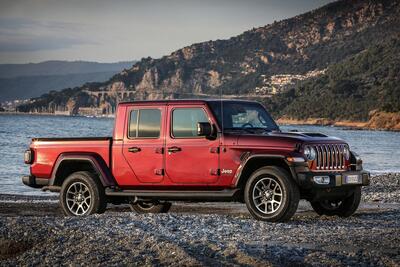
[0,0,333,64]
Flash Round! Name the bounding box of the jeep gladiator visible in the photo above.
[22,100,370,222]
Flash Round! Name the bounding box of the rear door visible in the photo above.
[165,104,220,184]
[122,106,165,183]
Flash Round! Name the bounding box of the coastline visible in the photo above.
[0,111,115,118]
[0,111,67,116]
[277,111,400,131]
[2,111,399,131]
[277,117,366,128]
[2,111,400,131]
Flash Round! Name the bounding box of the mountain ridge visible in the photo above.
[0,60,136,78]
[15,0,400,128]
[0,61,136,102]
[0,71,126,102]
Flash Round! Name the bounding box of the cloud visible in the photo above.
[0,18,96,52]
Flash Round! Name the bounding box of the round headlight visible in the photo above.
[304,146,316,160]
[343,145,350,160]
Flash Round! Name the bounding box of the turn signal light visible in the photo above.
[286,157,305,163]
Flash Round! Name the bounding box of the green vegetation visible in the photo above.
[266,38,400,121]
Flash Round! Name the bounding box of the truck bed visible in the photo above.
[32,137,112,142]
[30,137,112,179]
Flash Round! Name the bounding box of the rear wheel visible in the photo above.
[130,200,172,213]
[310,186,361,217]
[244,166,300,222]
[60,171,106,216]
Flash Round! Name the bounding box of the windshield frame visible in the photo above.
[207,100,280,132]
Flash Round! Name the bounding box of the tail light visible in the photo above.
[24,149,34,164]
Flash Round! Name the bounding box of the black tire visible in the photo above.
[129,201,172,213]
[60,171,107,216]
[244,166,300,222]
[310,186,361,217]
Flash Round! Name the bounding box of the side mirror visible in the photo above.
[197,122,213,137]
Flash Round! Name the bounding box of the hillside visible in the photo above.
[0,61,135,102]
[16,0,400,128]
[268,38,400,121]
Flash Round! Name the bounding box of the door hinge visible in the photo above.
[154,169,164,176]
[210,169,220,176]
[210,147,220,154]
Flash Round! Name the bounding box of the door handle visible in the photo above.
[128,147,141,153]
[167,146,182,153]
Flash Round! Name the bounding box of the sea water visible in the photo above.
[0,114,399,195]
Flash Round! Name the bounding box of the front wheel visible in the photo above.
[310,186,361,217]
[60,171,107,216]
[244,166,300,222]
[130,201,172,213]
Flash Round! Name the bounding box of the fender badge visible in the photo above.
[221,169,233,174]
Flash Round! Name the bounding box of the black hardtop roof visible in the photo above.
[119,99,259,105]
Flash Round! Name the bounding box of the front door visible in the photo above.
[165,105,220,184]
[122,106,165,183]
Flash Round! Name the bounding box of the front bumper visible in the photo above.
[288,160,370,189]
[297,170,370,189]
[22,175,49,188]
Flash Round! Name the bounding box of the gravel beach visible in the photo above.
[1,173,399,266]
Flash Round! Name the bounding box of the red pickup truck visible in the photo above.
[22,100,370,222]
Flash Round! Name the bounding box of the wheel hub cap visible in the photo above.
[264,190,273,200]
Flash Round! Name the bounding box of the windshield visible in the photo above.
[208,101,279,132]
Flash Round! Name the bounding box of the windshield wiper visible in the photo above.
[224,127,272,134]
[249,127,274,134]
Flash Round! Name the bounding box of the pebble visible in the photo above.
[0,173,399,265]
[362,173,400,203]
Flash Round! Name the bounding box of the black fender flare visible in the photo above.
[234,153,306,187]
[49,153,117,187]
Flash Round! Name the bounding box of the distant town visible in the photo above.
[0,70,327,117]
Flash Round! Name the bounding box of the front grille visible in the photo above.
[314,144,346,170]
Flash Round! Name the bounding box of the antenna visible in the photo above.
[219,84,224,146]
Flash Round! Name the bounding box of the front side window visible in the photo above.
[128,109,161,138]
[172,108,209,138]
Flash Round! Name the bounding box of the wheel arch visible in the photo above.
[235,154,298,190]
[50,153,116,187]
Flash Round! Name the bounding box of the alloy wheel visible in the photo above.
[252,177,283,214]
[66,182,92,215]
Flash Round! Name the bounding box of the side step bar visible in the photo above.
[105,188,240,201]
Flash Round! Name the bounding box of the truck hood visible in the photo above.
[235,131,346,148]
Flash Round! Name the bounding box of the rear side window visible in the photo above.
[172,108,209,138]
[128,109,161,138]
